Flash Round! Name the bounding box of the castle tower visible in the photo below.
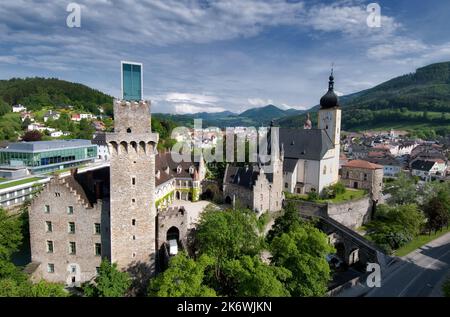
[318,69,341,184]
[105,100,159,276]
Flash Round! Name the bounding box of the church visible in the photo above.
[280,71,341,195]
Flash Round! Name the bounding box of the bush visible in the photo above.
[307,191,319,201]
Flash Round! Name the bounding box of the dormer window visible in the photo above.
[189,166,195,174]
[155,170,161,179]
[177,165,182,174]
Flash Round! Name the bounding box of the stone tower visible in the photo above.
[105,100,159,277]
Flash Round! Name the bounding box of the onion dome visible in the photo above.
[320,70,339,109]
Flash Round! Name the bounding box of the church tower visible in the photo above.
[318,69,341,185]
[106,100,159,277]
[318,69,341,147]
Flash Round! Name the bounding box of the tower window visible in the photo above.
[46,241,54,253]
[132,177,136,185]
[69,242,76,255]
[46,221,52,232]
[67,206,74,214]
[94,223,101,235]
[127,128,132,133]
[132,219,136,226]
[47,263,55,273]
[44,205,50,213]
[95,243,102,256]
[132,198,135,203]
[68,222,76,234]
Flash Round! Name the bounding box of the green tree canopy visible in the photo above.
[195,206,263,265]
[384,172,418,205]
[0,208,23,260]
[221,256,291,297]
[83,260,131,297]
[270,222,334,297]
[148,252,216,297]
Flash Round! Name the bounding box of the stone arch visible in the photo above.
[147,141,156,154]
[166,226,180,241]
[130,141,138,153]
[119,141,128,154]
[109,141,118,155]
[139,141,146,155]
[225,196,232,204]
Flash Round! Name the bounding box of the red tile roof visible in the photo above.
[342,159,383,170]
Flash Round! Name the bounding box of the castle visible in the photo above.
[27,72,342,287]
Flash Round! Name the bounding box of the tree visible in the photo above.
[76,118,95,140]
[27,280,68,297]
[148,252,216,297]
[221,256,291,297]
[22,130,42,142]
[0,208,23,260]
[83,260,131,297]
[423,195,449,233]
[384,172,417,205]
[267,201,302,243]
[21,117,31,131]
[195,206,263,266]
[366,204,425,252]
[270,222,335,297]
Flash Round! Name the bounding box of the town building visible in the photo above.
[340,160,383,202]
[12,104,27,112]
[0,140,97,174]
[28,168,110,287]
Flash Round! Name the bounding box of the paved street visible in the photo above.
[366,232,450,297]
[339,232,450,297]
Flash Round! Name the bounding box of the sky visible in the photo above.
[1,0,450,114]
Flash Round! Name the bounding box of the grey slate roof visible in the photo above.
[411,160,435,172]
[279,128,333,161]
[0,139,93,153]
[224,165,260,189]
[283,158,298,173]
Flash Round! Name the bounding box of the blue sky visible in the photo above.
[1,0,449,114]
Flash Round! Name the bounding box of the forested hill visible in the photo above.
[0,77,113,115]
[278,61,450,137]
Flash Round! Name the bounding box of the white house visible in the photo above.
[12,104,26,113]
[411,160,446,180]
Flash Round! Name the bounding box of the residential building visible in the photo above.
[340,160,383,201]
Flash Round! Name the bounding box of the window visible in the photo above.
[285,182,288,188]
[47,263,55,273]
[127,128,132,133]
[69,242,76,255]
[346,171,349,178]
[47,241,54,253]
[364,174,368,181]
[323,165,327,175]
[95,243,101,256]
[71,265,77,273]
[44,205,50,213]
[94,223,101,235]
[132,219,136,226]
[133,235,136,240]
[68,222,75,234]
[71,276,76,283]
[96,267,100,274]
[46,221,52,232]
[132,177,136,185]
[67,206,74,214]
[132,198,135,203]
[55,192,60,197]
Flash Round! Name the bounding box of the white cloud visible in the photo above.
[173,103,226,114]
[247,98,273,107]
[165,93,219,105]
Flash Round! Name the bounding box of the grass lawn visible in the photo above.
[0,177,7,183]
[395,226,450,257]
[0,177,43,190]
[285,189,367,204]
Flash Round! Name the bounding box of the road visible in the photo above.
[365,232,450,297]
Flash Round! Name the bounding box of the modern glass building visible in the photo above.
[121,61,143,101]
[0,140,97,174]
